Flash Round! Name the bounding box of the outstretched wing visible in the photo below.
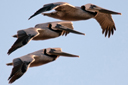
[8,55,35,84]
[95,12,116,37]
[28,2,67,20]
[7,29,39,55]
[85,3,121,37]
[8,58,29,83]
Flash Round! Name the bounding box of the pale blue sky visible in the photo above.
[0,0,128,85]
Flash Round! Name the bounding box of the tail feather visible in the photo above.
[6,63,13,66]
[12,35,17,38]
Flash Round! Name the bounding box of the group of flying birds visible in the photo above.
[7,2,121,84]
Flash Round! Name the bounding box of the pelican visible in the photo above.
[28,2,121,38]
[7,21,85,55]
[7,47,79,83]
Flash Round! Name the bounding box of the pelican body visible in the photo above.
[7,21,85,55]
[7,48,79,84]
[29,2,95,21]
[29,2,121,38]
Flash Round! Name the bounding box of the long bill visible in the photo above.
[49,50,79,57]
[99,8,122,15]
[55,24,85,35]
[90,6,122,15]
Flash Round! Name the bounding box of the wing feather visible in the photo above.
[94,12,116,38]
[28,2,68,19]
[7,29,40,55]
[8,55,35,83]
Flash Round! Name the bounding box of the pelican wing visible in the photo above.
[95,12,116,37]
[7,29,40,55]
[84,4,121,37]
[8,57,34,84]
[28,2,68,19]
[54,3,76,12]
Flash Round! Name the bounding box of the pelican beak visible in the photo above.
[87,4,122,15]
[55,24,85,35]
[99,8,122,15]
[28,7,44,20]
[49,50,79,57]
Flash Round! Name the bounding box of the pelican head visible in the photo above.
[84,3,122,15]
[46,48,79,58]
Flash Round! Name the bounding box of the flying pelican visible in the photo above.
[7,21,85,55]
[28,2,121,38]
[7,47,79,84]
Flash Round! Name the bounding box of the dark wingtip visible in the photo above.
[7,47,14,55]
[8,82,11,84]
[8,81,13,84]
[28,17,31,20]
[28,14,35,20]
[7,48,11,55]
[28,12,39,20]
[7,53,10,55]
[28,16,32,20]
[8,77,11,81]
[7,51,11,55]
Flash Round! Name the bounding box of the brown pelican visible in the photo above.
[7,47,79,84]
[28,2,121,38]
[7,21,85,55]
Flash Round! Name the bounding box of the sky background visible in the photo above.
[0,0,128,85]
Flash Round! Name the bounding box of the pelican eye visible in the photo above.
[49,49,56,53]
[55,24,62,28]
[91,5,96,8]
